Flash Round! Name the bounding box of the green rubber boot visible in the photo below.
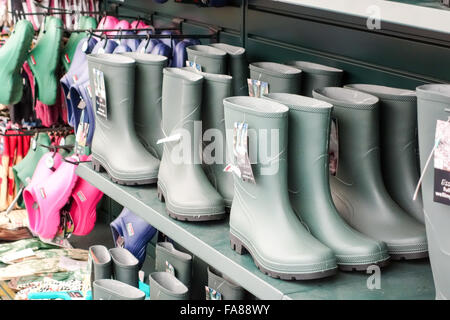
[149,272,189,300]
[89,245,112,286]
[0,19,34,105]
[224,96,337,280]
[157,68,226,221]
[209,43,249,96]
[13,133,52,208]
[312,87,428,260]
[249,62,301,94]
[155,242,192,290]
[182,67,234,207]
[286,61,343,97]
[264,93,390,271]
[345,84,424,223]
[109,247,139,288]
[87,54,160,185]
[121,52,168,159]
[416,84,450,300]
[27,16,63,105]
[93,279,145,300]
[207,266,246,300]
[62,16,98,71]
[186,45,227,74]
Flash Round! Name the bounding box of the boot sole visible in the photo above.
[390,251,429,261]
[229,232,337,281]
[157,185,227,222]
[338,257,391,272]
[92,158,158,186]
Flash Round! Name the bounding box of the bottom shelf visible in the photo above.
[76,163,435,300]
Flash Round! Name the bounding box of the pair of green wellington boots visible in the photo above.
[312,87,427,261]
[151,242,247,300]
[224,89,427,279]
[87,53,166,185]
[61,16,97,72]
[0,19,34,105]
[89,245,145,300]
[225,95,385,280]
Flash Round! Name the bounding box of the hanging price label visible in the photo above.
[434,119,450,206]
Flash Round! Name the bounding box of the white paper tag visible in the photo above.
[93,68,108,120]
[2,248,35,263]
[233,122,255,183]
[434,119,450,206]
[186,60,202,72]
[78,99,86,110]
[247,79,269,98]
[224,163,242,178]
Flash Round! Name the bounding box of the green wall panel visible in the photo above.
[246,8,450,84]
[246,37,429,90]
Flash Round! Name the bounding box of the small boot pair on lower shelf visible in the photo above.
[89,245,145,300]
[151,242,247,300]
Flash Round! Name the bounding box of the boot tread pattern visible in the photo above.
[229,232,337,281]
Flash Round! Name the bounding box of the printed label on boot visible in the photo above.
[434,119,450,206]
[186,60,202,72]
[247,79,269,98]
[126,222,135,237]
[92,68,108,120]
[329,118,339,176]
[205,287,222,300]
[233,122,255,183]
[165,261,175,276]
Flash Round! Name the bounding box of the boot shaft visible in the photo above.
[186,45,227,74]
[313,87,381,183]
[224,96,290,205]
[263,93,333,197]
[249,62,301,94]
[181,67,232,131]
[286,61,343,97]
[345,84,418,150]
[209,43,249,96]
[122,52,168,157]
[162,68,204,134]
[87,54,136,127]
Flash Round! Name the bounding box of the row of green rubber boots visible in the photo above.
[86,45,428,281]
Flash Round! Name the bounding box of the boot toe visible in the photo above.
[335,239,390,267]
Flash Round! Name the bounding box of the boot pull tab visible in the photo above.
[413,117,450,201]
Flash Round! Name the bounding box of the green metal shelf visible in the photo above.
[76,163,435,300]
